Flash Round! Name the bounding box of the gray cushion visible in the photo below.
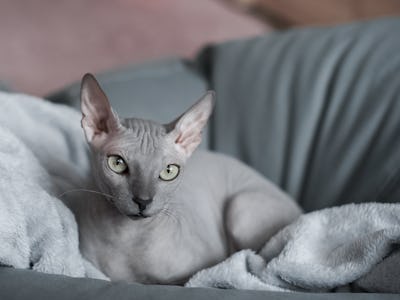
[196,17,400,211]
[0,82,11,92]
[0,267,398,300]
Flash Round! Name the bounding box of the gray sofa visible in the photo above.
[1,17,400,299]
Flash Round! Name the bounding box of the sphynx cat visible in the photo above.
[68,73,301,285]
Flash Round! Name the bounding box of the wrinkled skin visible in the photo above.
[66,74,302,284]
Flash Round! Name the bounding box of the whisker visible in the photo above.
[57,188,121,203]
[159,206,182,225]
[59,189,185,225]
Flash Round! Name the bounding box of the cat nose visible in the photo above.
[132,197,153,211]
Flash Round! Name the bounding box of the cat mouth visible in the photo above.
[127,212,150,220]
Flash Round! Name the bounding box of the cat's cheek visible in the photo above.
[150,207,164,217]
[112,195,137,216]
[158,180,178,194]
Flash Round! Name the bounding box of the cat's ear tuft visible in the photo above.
[80,73,121,147]
[166,91,215,158]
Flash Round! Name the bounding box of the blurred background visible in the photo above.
[0,0,399,96]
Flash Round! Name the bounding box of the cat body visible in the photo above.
[73,151,298,284]
[69,74,301,284]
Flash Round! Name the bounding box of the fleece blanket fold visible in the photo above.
[0,92,107,279]
[186,203,400,293]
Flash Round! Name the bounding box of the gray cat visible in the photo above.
[69,73,301,285]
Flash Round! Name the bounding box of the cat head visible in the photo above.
[80,73,215,219]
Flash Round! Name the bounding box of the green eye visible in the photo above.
[107,155,128,174]
[159,164,180,181]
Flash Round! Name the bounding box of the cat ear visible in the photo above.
[166,91,215,158]
[80,73,121,147]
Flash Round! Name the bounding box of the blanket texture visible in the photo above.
[0,92,107,279]
[186,203,400,293]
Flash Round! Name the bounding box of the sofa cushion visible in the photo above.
[196,17,400,211]
[0,267,398,300]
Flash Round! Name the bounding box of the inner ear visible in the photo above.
[80,73,121,146]
[166,91,215,158]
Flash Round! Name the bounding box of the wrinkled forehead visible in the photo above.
[104,118,169,155]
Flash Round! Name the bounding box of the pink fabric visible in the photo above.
[0,0,267,96]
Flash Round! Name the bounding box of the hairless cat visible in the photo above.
[67,73,301,284]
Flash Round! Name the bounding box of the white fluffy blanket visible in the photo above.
[0,92,106,279]
[186,203,400,293]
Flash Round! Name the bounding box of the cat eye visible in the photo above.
[159,164,180,181]
[107,155,128,174]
